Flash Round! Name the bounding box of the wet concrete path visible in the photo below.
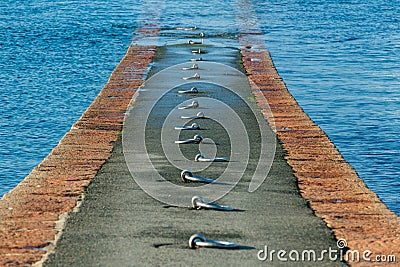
[45,38,346,266]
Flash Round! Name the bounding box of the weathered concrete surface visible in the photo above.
[44,44,345,266]
[0,26,159,266]
[239,33,400,266]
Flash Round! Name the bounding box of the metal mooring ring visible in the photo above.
[180,170,216,183]
[194,153,228,162]
[191,196,234,211]
[189,233,238,249]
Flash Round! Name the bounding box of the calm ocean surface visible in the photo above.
[1,1,398,214]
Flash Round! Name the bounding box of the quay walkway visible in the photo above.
[0,26,398,266]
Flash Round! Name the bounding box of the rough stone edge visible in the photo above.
[239,36,400,266]
[0,26,159,267]
[33,194,85,267]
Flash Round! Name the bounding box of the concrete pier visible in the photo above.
[43,43,344,266]
[0,27,398,266]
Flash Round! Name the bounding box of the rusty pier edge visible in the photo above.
[240,39,400,265]
[0,26,159,266]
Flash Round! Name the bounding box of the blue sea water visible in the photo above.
[0,1,398,214]
[253,0,400,215]
[0,0,139,193]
